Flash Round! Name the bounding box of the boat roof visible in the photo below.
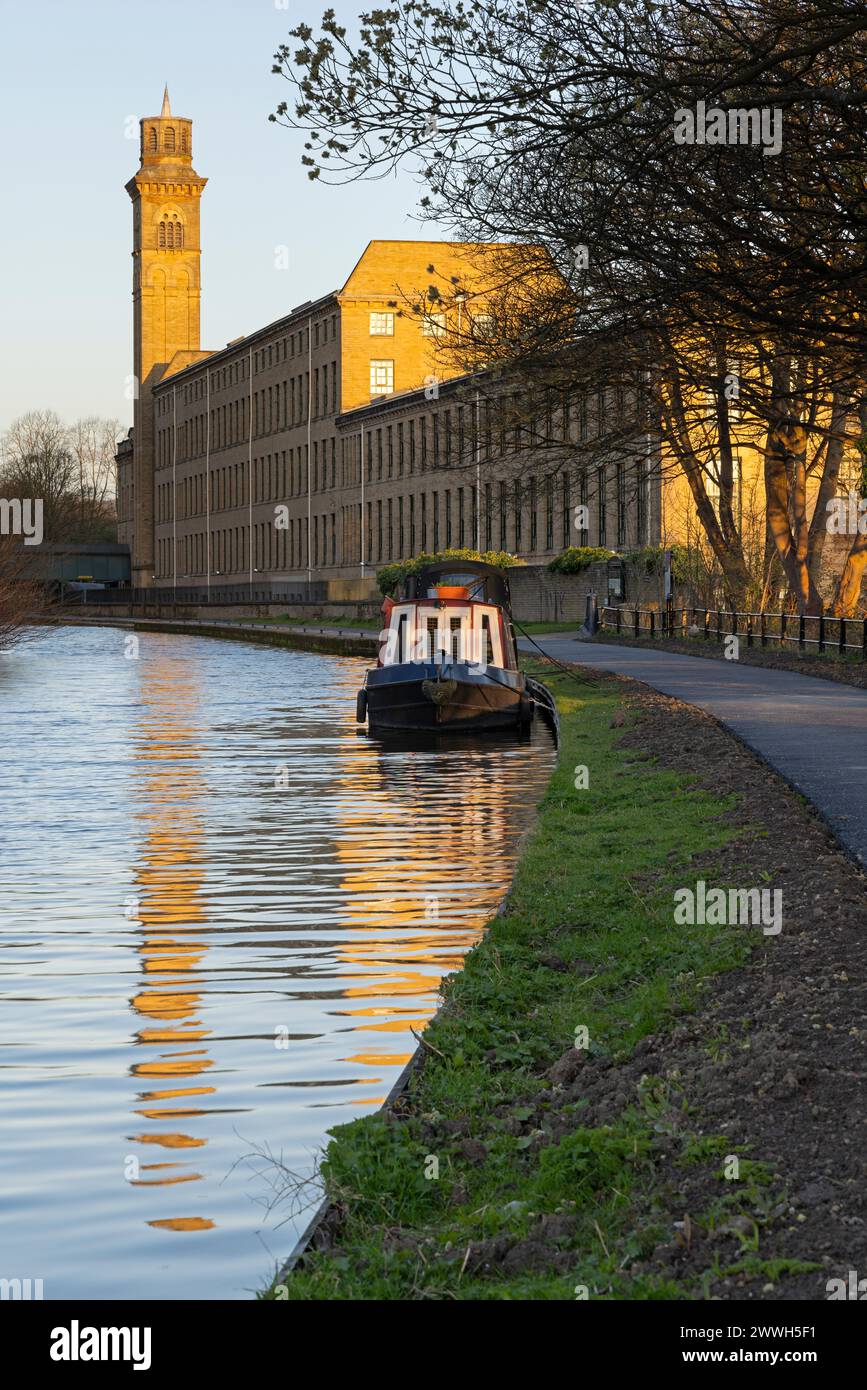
[402,559,513,607]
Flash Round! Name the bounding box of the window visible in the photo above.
[370,359,394,396]
[164,126,176,153]
[636,460,647,544]
[369,312,394,336]
[473,313,494,339]
[180,128,188,154]
[422,312,446,337]
[158,217,183,249]
[546,476,554,551]
[562,473,571,548]
[148,127,158,153]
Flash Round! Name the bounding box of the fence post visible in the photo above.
[616,606,622,636]
[799,614,806,651]
[747,613,753,648]
[716,609,722,643]
[780,612,787,648]
[818,614,825,653]
[650,609,655,639]
[760,612,767,647]
[703,609,709,640]
[839,617,846,655]
[634,608,639,639]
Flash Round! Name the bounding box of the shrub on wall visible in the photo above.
[377,548,524,596]
[548,546,615,574]
[624,544,690,584]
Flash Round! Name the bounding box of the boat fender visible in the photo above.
[356,688,368,723]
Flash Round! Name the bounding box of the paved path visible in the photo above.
[519,633,867,867]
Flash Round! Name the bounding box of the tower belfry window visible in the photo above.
[164,126,176,153]
[148,127,157,153]
[158,217,183,249]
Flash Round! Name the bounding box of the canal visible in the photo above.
[0,625,555,1299]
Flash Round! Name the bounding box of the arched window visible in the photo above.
[159,217,183,250]
[180,128,188,153]
[148,127,158,153]
[164,126,176,153]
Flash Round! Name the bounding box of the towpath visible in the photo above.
[520,633,867,867]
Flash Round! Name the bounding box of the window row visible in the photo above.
[154,462,650,578]
[368,310,494,339]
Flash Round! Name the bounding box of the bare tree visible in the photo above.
[1,410,121,543]
[271,0,867,612]
[67,416,122,542]
[1,410,77,542]
[0,535,48,651]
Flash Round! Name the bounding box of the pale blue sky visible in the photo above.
[0,0,443,436]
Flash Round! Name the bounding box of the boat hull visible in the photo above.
[362,662,529,733]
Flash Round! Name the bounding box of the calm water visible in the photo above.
[0,625,554,1299]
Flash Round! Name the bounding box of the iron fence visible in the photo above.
[600,604,867,659]
[63,582,320,607]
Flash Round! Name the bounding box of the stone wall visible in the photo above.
[508,563,610,623]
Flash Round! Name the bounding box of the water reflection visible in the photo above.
[129,651,215,1230]
[0,626,555,1297]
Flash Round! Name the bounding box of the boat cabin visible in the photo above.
[378,562,518,671]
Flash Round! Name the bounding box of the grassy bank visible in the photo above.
[265,662,816,1301]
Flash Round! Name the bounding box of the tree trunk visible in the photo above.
[764,366,824,615]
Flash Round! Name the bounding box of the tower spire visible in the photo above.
[161,85,171,118]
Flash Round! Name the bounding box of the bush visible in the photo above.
[624,544,690,584]
[376,548,524,596]
[548,546,614,574]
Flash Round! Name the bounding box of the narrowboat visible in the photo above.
[356,559,558,736]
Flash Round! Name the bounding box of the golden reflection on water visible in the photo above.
[0,627,552,1297]
[330,724,519,1088]
[123,642,549,1237]
[129,651,215,1228]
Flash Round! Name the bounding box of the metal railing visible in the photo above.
[600,604,867,659]
[63,582,335,607]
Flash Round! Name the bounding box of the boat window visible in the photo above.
[450,616,464,661]
[481,613,494,666]
[427,616,440,661]
[473,605,504,668]
[396,612,408,664]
